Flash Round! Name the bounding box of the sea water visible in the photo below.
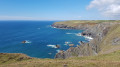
[0,21,88,58]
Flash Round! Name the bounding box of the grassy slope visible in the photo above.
[54,20,120,27]
[1,51,120,67]
[99,24,120,54]
[0,53,32,65]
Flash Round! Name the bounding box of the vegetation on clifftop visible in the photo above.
[54,20,120,27]
[0,53,32,65]
[1,50,120,67]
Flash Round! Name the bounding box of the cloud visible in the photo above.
[87,0,120,20]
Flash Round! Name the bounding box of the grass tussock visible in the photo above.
[0,53,32,65]
[1,50,120,67]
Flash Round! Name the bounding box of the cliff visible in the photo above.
[53,20,120,59]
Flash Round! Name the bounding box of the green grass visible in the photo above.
[55,20,120,24]
[1,50,120,67]
[54,20,120,27]
[0,53,32,65]
[99,24,120,54]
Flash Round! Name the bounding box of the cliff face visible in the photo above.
[52,21,120,59]
[55,43,95,59]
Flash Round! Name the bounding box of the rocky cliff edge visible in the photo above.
[52,21,120,59]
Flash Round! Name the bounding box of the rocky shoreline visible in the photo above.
[52,21,120,59]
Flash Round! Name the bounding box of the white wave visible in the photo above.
[56,50,61,53]
[65,41,71,44]
[48,25,56,28]
[75,33,82,36]
[64,44,68,45]
[64,41,72,46]
[51,26,56,28]
[52,27,56,28]
[84,36,93,40]
[66,33,73,34]
[46,25,51,28]
[66,33,75,34]
[78,41,88,44]
[48,53,52,55]
[24,40,32,44]
[47,45,57,48]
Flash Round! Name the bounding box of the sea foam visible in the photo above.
[66,33,76,34]
[56,50,60,53]
[47,45,57,48]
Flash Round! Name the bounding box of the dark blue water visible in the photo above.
[0,21,87,58]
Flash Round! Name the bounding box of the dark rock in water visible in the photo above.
[21,40,31,44]
[56,45,60,48]
[21,41,26,43]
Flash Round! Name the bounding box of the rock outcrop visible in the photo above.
[52,21,120,59]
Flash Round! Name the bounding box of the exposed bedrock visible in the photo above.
[52,22,120,59]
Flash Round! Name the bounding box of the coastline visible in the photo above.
[52,20,120,59]
[0,20,120,59]
[0,20,120,67]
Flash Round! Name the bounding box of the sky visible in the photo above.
[0,0,120,20]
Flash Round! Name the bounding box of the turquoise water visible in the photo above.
[0,21,87,58]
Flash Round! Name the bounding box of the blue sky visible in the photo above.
[0,0,117,20]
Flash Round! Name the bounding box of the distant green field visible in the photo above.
[54,20,120,27]
[55,20,120,24]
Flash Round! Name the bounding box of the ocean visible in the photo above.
[0,21,88,58]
